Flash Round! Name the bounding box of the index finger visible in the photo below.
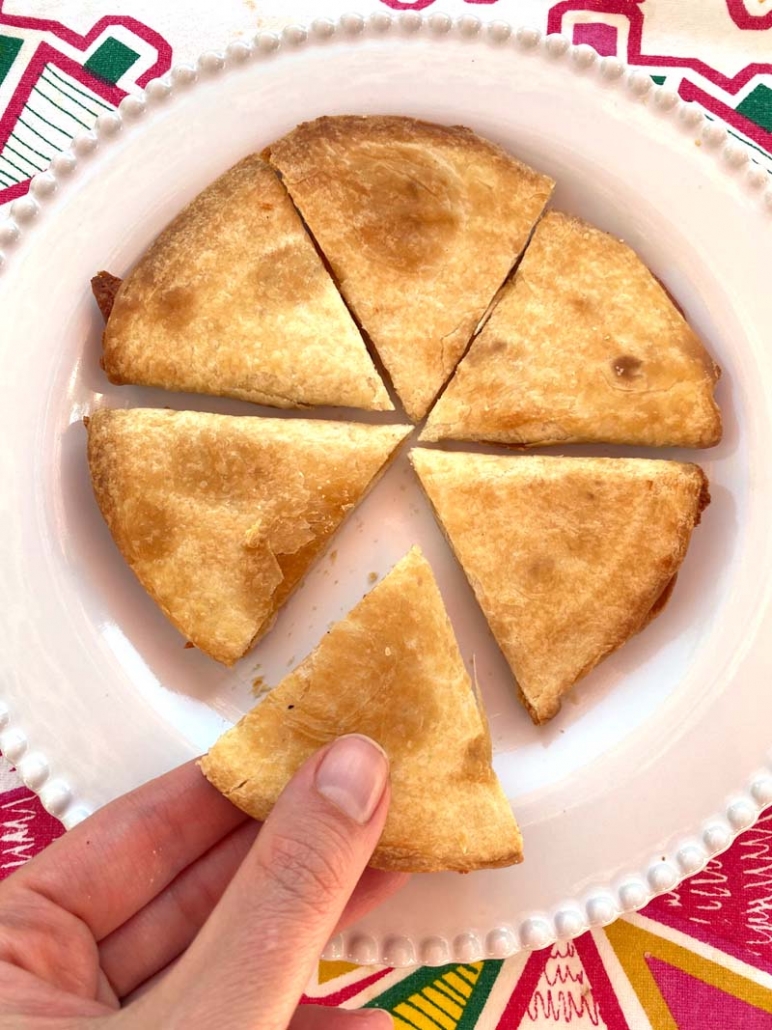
[12,759,247,940]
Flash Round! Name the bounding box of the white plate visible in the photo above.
[1,13,772,968]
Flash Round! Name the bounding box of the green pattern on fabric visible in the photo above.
[365,961,503,1029]
[0,35,23,88]
[84,37,140,84]
[736,83,772,134]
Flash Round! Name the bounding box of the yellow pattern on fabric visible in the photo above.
[445,972,473,998]
[434,979,466,1006]
[393,1013,418,1030]
[411,992,457,1029]
[376,963,491,1030]
[318,960,359,984]
[606,918,772,1028]
[395,1001,439,1029]
[426,985,464,1018]
[456,965,480,985]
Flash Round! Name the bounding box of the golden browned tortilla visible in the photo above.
[422,211,722,447]
[268,115,554,421]
[201,547,522,872]
[412,451,710,723]
[99,154,391,412]
[87,408,409,665]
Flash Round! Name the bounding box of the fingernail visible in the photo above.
[351,1010,394,1028]
[341,1011,393,1028]
[367,1010,394,1029]
[315,735,389,825]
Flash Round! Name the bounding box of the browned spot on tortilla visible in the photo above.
[611,355,643,380]
[348,149,460,272]
[124,499,175,562]
[569,294,593,315]
[154,285,199,331]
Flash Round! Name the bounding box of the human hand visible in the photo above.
[0,734,404,1029]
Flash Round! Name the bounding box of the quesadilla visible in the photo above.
[87,408,409,664]
[422,212,722,447]
[96,154,391,412]
[201,547,522,872]
[268,116,554,421]
[412,450,709,723]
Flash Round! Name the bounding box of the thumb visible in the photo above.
[135,735,391,1030]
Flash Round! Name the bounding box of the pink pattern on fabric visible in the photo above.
[725,0,772,30]
[573,22,619,56]
[301,969,393,1008]
[644,810,772,976]
[378,0,499,6]
[0,1,172,206]
[0,42,126,206]
[378,0,499,7]
[0,787,62,876]
[573,933,631,1030]
[679,79,772,152]
[0,1,171,87]
[547,0,772,91]
[647,956,772,1029]
[495,935,630,1029]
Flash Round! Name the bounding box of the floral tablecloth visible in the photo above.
[1,2,771,1027]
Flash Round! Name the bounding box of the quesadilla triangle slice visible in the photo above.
[422,211,722,447]
[87,409,409,666]
[97,154,392,412]
[267,116,554,422]
[201,547,522,872]
[411,451,710,724]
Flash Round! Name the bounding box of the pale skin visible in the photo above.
[0,735,405,1029]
